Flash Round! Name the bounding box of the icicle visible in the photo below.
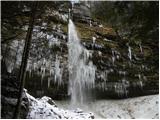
[111,50,115,65]
[48,77,51,88]
[89,20,92,27]
[7,62,14,73]
[138,74,141,80]
[128,46,132,60]
[54,55,62,86]
[100,70,109,82]
[139,81,143,88]
[139,43,143,54]
[40,58,46,85]
[98,51,102,56]
[92,37,96,45]
[33,62,37,71]
[49,65,54,77]
[26,60,32,78]
[138,74,143,89]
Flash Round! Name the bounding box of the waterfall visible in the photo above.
[68,19,96,106]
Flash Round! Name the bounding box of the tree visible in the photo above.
[13,1,38,118]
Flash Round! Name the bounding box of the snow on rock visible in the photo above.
[26,93,94,119]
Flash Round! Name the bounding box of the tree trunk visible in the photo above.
[13,2,38,119]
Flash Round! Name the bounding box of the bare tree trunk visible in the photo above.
[13,2,38,119]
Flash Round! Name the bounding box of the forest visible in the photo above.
[1,1,159,119]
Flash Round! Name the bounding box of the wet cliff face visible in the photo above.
[1,1,158,100]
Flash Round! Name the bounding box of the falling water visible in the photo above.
[68,19,96,106]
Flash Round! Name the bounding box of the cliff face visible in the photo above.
[1,1,158,101]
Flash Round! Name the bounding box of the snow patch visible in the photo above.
[91,95,159,119]
[26,93,94,119]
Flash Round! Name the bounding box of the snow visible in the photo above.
[26,89,158,119]
[26,92,94,119]
[89,95,159,119]
[55,95,159,119]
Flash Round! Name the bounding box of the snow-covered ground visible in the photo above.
[26,93,94,119]
[26,91,159,119]
[55,95,159,119]
[91,95,159,119]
